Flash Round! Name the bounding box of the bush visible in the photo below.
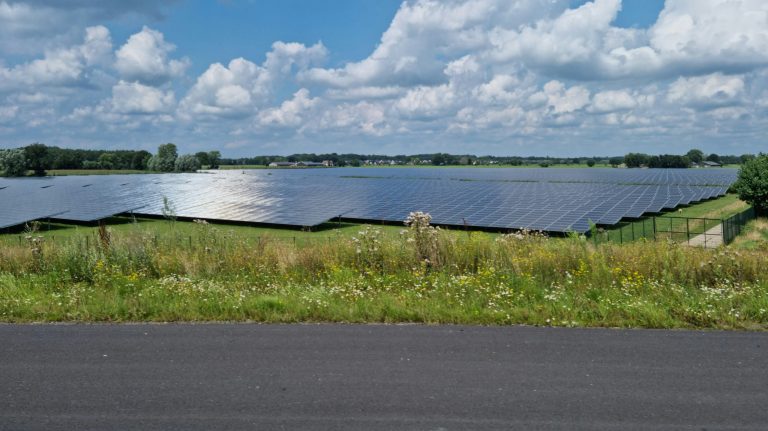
[0,149,27,177]
[733,154,768,215]
[174,154,201,172]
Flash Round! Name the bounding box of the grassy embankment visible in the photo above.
[0,204,766,329]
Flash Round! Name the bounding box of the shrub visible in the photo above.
[174,154,201,172]
[733,153,768,215]
[0,149,27,176]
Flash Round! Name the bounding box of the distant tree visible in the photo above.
[623,153,650,168]
[732,154,768,216]
[686,149,704,164]
[24,143,49,176]
[571,158,581,165]
[195,152,210,167]
[586,159,596,167]
[609,157,623,168]
[706,153,721,163]
[149,143,178,172]
[207,151,221,169]
[97,153,118,170]
[0,149,27,177]
[740,154,756,164]
[174,154,201,172]
[131,150,152,170]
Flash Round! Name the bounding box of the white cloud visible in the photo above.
[318,101,389,135]
[110,80,175,114]
[179,41,325,119]
[589,90,637,113]
[258,88,316,127]
[0,25,112,90]
[302,0,568,88]
[115,26,188,85]
[667,73,745,109]
[533,80,591,114]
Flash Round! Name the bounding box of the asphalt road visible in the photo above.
[1,324,766,430]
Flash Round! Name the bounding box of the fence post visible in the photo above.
[631,222,635,242]
[686,218,690,245]
[653,217,657,241]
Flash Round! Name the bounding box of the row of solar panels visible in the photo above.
[297,167,739,187]
[0,168,737,233]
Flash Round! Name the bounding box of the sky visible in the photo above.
[0,0,766,157]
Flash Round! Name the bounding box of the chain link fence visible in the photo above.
[594,207,755,247]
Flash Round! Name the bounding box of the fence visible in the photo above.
[722,207,756,244]
[594,206,756,247]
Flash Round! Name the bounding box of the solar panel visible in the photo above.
[0,167,739,233]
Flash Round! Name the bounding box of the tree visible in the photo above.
[207,151,221,169]
[706,153,721,163]
[149,143,178,172]
[686,149,704,164]
[586,159,596,167]
[732,154,768,216]
[98,153,118,169]
[24,143,49,176]
[623,153,649,168]
[195,152,210,167]
[740,154,756,164]
[174,154,201,172]
[0,149,27,177]
[609,157,623,168]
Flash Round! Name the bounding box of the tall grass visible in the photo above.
[0,216,766,328]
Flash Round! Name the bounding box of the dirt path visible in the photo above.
[687,223,723,248]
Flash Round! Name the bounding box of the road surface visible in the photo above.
[1,324,766,430]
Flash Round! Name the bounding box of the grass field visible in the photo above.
[0,200,765,329]
[599,194,749,244]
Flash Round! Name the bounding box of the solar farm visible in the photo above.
[0,167,738,234]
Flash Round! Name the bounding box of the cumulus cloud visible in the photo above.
[302,0,568,88]
[0,25,112,90]
[0,0,176,54]
[115,26,188,85]
[258,88,317,128]
[530,81,591,114]
[179,41,326,119]
[110,80,175,114]
[667,73,745,109]
[589,90,638,113]
[488,0,768,80]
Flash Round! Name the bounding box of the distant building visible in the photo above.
[268,162,296,167]
[701,161,722,168]
[297,161,324,167]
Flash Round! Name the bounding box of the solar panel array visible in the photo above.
[0,167,738,233]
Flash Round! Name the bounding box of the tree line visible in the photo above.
[0,143,220,177]
[1,143,757,177]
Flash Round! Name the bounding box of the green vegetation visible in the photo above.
[599,194,749,244]
[732,153,768,216]
[0,212,766,329]
[47,169,150,176]
[661,194,749,220]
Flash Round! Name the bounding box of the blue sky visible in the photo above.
[0,0,766,157]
